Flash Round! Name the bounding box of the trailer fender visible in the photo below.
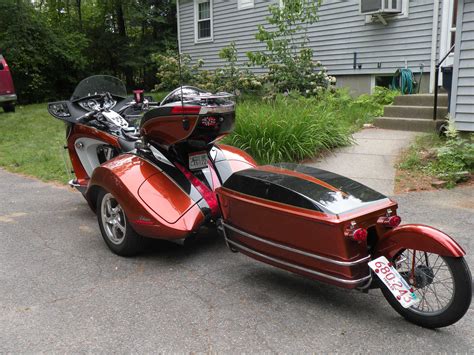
[375,224,466,259]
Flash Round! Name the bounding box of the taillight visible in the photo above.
[379,215,401,228]
[349,228,368,242]
[171,105,201,115]
[345,222,368,242]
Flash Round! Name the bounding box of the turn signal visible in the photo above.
[380,215,401,228]
[347,228,368,242]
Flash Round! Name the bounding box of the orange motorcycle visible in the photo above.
[49,75,472,328]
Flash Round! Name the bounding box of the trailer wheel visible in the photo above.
[97,189,143,256]
[381,250,472,328]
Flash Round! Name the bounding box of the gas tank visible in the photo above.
[140,88,235,147]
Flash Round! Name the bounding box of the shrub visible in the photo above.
[153,45,265,94]
[397,121,474,188]
[152,51,204,91]
[247,0,334,96]
[224,91,362,164]
[355,87,399,116]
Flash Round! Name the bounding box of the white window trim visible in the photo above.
[364,0,409,24]
[238,0,254,10]
[194,0,213,44]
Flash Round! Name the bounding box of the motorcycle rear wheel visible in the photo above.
[381,250,472,328]
[97,189,143,256]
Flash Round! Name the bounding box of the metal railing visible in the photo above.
[433,44,455,120]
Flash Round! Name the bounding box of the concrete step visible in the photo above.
[374,117,444,132]
[383,105,448,120]
[393,94,448,107]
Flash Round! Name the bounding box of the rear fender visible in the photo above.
[86,154,205,239]
[375,224,466,259]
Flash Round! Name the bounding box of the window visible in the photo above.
[238,0,254,10]
[195,0,213,43]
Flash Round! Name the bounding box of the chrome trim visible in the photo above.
[225,238,371,285]
[222,222,371,267]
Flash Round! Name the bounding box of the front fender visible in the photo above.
[375,224,466,259]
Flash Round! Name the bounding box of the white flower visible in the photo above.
[306,89,310,94]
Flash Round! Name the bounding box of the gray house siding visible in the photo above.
[178,0,441,79]
[451,0,474,131]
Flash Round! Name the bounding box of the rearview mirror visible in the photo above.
[48,101,71,119]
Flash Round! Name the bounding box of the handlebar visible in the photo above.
[77,110,97,123]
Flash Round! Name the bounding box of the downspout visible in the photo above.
[429,0,440,93]
[176,0,182,55]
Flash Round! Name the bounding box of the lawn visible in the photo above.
[0,104,70,182]
[0,89,391,184]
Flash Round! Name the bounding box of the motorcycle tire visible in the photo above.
[97,189,143,256]
[381,252,472,329]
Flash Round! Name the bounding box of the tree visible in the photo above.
[247,0,331,94]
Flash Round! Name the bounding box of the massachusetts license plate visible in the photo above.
[189,152,208,170]
[368,256,419,308]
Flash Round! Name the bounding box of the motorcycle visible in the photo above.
[48,75,472,329]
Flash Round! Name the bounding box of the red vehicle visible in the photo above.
[48,75,472,329]
[0,54,16,113]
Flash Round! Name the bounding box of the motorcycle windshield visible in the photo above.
[71,75,127,101]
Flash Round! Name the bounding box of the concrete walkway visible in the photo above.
[305,128,420,195]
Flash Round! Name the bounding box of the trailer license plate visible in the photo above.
[189,152,208,170]
[368,256,419,308]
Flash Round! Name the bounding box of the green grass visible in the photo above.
[224,90,383,164]
[0,104,69,183]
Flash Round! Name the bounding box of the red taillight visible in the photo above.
[380,215,401,228]
[350,228,368,242]
[171,105,201,115]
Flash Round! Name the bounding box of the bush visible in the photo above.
[152,52,204,91]
[223,90,378,164]
[153,45,265,94]
[247,0,334,96]
[355,87,399,116]
[398,121,474,188]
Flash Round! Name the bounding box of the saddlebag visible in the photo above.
[215,163,396,288]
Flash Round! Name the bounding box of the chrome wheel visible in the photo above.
[100,193,126,245]
[394,250,455,316]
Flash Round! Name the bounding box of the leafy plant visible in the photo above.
[224,89,383,164]
[397,122,474,188]
[152,47,265,94]
[355,87,399,116]
[152,52,204,91]
[247,0,333,95]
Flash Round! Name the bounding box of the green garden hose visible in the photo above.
[391,68,415,94]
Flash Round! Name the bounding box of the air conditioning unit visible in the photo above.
[360,0,402,15]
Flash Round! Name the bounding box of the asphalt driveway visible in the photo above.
[0,168,473,352]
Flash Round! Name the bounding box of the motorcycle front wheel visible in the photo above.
[381,249,472,328]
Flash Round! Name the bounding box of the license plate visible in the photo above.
[368,256,419,308]
[188,152,208,170]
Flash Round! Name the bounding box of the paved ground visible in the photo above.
[306,128,419,195]
[0,168,473,352]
